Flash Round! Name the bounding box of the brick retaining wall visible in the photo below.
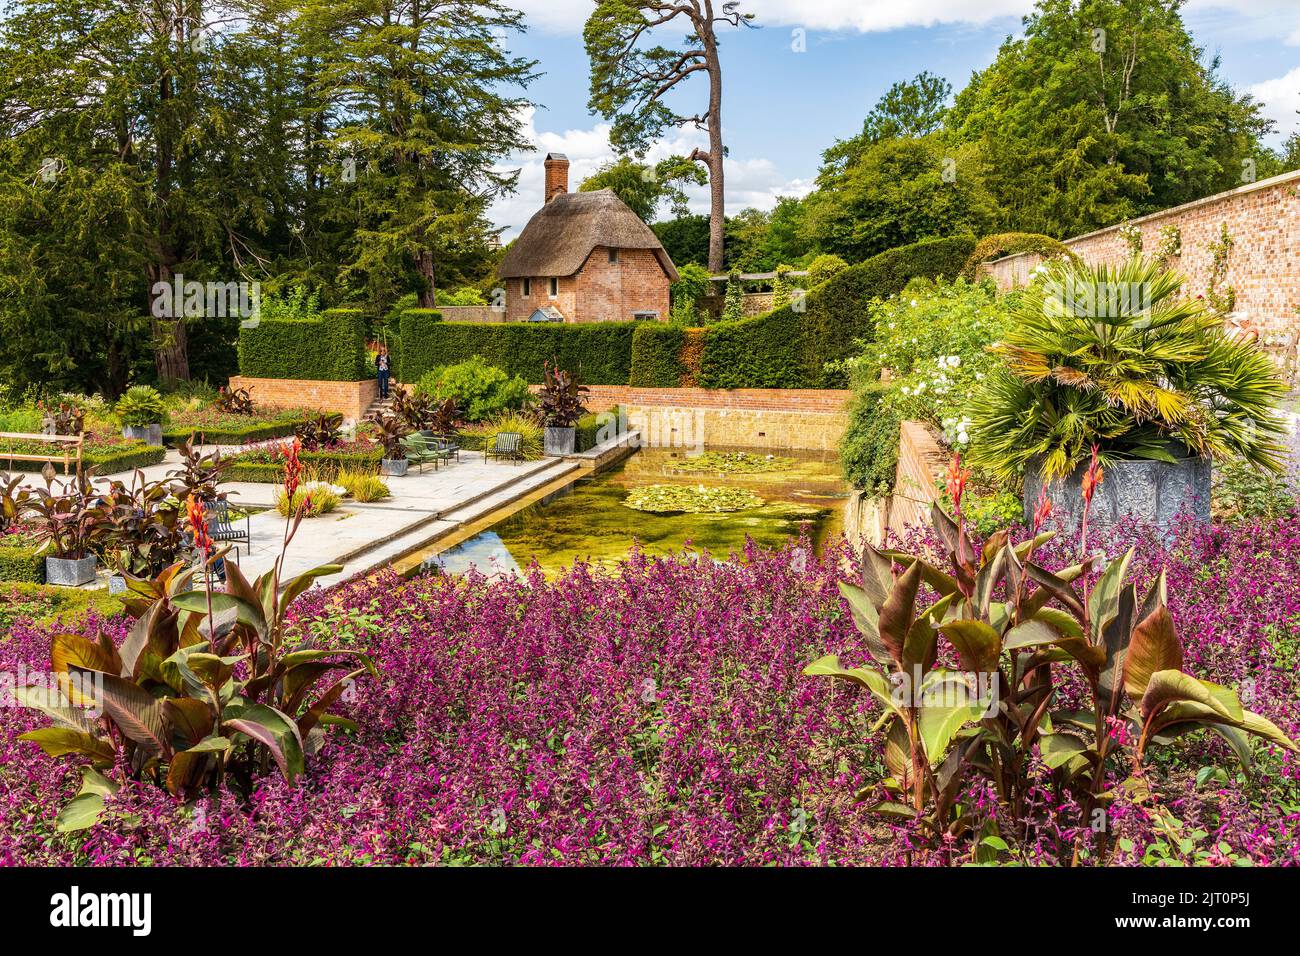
[229,376,378,422]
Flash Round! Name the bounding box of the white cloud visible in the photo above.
[488,106,810,238]
[1250,66,1300,138]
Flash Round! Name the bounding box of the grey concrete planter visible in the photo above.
[544,426,576,457]
[380,458,409,477]
[1024,454,1211,535]
[45,555,97,587]
[123,423,163,446]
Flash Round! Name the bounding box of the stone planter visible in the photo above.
[1024,455,1211,535]
[380,458,409,477]
[544,426,576,457]
[108,574,128,595]
[123,423,163,446]
[46,555,97,587]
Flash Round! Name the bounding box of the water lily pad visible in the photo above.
[623,484,765,514]
[667,452,796,475]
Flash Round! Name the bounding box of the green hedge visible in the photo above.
[838,384,904,493]
[238,308,368,381]
[0,543,44,583]
[398,314,637,385]
[0,581,126,625]
[695,236,977,390]
[225,449,383,483]
[162,418,306,447]
[628,326,686,388]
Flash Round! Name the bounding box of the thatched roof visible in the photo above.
[499,189,679,282]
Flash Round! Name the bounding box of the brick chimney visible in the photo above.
[544,153,569,203]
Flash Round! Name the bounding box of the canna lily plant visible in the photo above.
[16,436,374,832]
[806,454,1296,861]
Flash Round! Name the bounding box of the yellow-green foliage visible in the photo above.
[276,484,342,518]
[337,470,390,502]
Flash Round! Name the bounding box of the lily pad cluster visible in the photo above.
[667,452,795,475]
[623,484,764,514]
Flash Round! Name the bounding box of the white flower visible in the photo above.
[910,299,918,308]
[948,355,961,368]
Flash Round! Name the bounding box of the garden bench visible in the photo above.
[205,499,250,555]
[418,431,462,463]
[400,434,447,474]
[484,432,524,465]
[0,431,83,476]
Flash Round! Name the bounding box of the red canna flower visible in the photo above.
[945,454,970,512]
[185,493,213,558]
[283,436,304,502]
[1081,445,1105,507]
[1032,486,1054,532]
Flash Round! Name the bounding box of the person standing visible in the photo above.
[377,345,391,400]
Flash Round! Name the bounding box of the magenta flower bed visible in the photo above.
[2,519,1299,866]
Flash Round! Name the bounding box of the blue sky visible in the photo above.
[490,0,1300,236]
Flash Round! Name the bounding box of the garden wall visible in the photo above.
[984,169,1300,377]
[842,420,946,548]
[228,375,378,422]
[575,385,851,451]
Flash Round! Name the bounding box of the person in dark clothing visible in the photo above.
[376,346,391,399]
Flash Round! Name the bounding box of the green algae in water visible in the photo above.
[624,484,765,514]
[428,446,848,578]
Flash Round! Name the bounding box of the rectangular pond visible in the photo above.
[402,446,849,579]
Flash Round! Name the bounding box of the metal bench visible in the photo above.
[205,498,250,555]
[484,431,524,465]
[400,434,445,473]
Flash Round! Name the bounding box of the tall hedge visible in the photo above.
[237,308,367,381]
[694,235,977,390]
[628,325,686,387]
[398,314,637,385]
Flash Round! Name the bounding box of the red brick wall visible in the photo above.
[505,275,577,323]
[573,385,851,413]
[983,170,1300,377]
[573,247,671,323]
[229,376,377,422]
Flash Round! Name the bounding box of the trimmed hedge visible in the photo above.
[960,232,1078,278]
[398,315,637,385]
[0,542,44,583]
[0,581,126,625]
[628,325,686,388]
[838,384,904,493]
[162,418,306,447]
[225,449,383,483]
[238,308,368,381]
[693,235,977,390]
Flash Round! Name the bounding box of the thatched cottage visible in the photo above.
[498,154,679,323]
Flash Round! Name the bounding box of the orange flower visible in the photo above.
[1032,487,1055,532]
[1081,445,1105,507]
[946,454,970,512]
[283,436,304,501]
[185,494,213,557]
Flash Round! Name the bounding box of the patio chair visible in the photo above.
[484,431,524,465]
[205,498,250,556]
[400,433,444,474]
[433,433,462,463]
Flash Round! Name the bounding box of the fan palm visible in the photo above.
[968,258,1288,482]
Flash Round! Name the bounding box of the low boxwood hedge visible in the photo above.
[163,418,306,447]
[0,581,125,626]
[225,449,383,483]
[398,312,637,385]
[0,541,44,583]
[2,443,167,475]
[238,308,368,381]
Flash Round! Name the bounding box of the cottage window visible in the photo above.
[549,277,559,298]
[522,278,531,296]
[608,248,619,264]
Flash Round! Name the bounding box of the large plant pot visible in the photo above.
[123,423,163,446]
[544,426,576,457]
[380,458,409,477]
[1024,455,1211,535]
[46,555,97,588]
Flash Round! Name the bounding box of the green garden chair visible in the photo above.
[484,431,524,465]
[400,434,444,473]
